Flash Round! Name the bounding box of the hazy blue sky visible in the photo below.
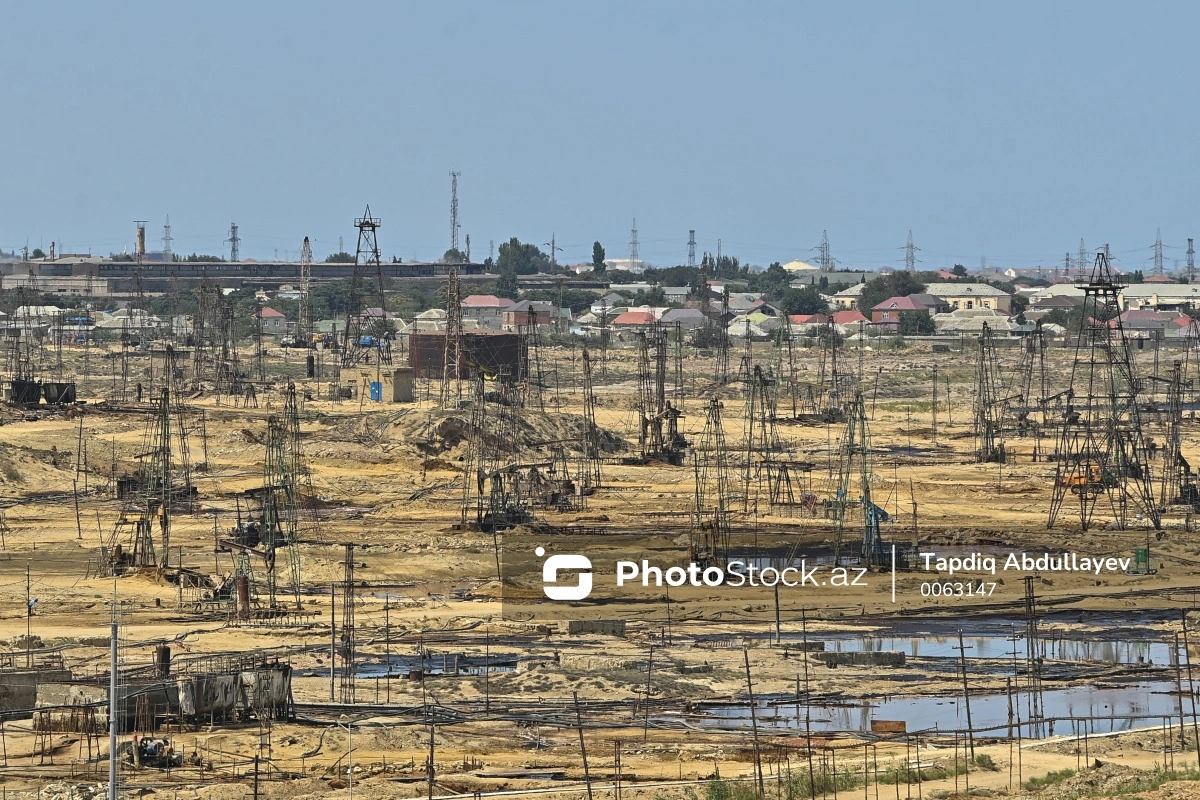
[2,1,1197,271]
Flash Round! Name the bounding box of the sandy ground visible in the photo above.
[1,337,1200,798]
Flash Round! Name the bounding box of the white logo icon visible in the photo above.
[537,546,593,600]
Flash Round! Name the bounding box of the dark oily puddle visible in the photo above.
[676,680,1180,738]
[298,654,521,678]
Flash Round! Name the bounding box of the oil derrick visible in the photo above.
[1048,251,1160,532]
[691,397,731,567]
[813,321,847,420]
[972,323,1007,463]
[440,266,464,408]
[1156,360,1197,508]
[7,287,42,403]
[298,237,314,345]
[832,390,890,567]
[778,313,800,418]
[580,349,603,489]
[636,328,684,464]
[262,385,303,608]
[741,365,778,511]
[460,373,533,531]
[339,543,355,704]
[715,288,731,383]
[215,296,242,398]
[1007,322,1052,447]
[341,206,387,368]
[522,307,546,412]
[252,299,266,383]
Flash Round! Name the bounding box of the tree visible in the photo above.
[858,272,927,314]
[497,238,550,275]
[591,241,606,274]
[442,248,468,264]
[898,311,936,335]
[495,265,519,300]
[31,248,45,259]
[324,251,355,264]
[952,264,968,277]
[780,287,829,315]
[750,262,793,298]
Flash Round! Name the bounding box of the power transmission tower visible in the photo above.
[1076,239,1088,277]
[1047,251,1159,532]
[904,230,919,271]
[161,215,173,262]
[629,218,640,272]
[1189,238,1195,283]
[298,236,314,344]
[226,223,240,262]
[543,234,562,270]
[1152,228,1166,275]
[687,230,696,267]
[449,171,461,255]
[814,230,833,270]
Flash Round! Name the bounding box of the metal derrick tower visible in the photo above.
[833,390,890,567]
[692,397,731,567]
[298,236,314,344]
[635,328,684,464]
[1048,251,1160,531]
[973,322,1007,463]
[580,349,602,489]
[341,206,388,368]
[260,384,303,609]
[440,265,464,408]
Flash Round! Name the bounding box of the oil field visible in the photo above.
[1,246,1200,800]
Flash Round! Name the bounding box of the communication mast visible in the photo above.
[298,236,314,344]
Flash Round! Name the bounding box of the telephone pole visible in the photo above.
[543,234,563,270]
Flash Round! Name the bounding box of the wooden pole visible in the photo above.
[1181,612,1200,767]
[743,648,766,798]
[957,629,975,758]
[573,692,593,800]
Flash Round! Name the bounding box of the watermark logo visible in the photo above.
[538,546,593,600]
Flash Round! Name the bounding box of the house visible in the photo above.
[461,294,513,328]
[871,296,934,327]
[788,270,871,288]
[908,293,952,314]
[1113,309,1176,333]
[1120,284,1200,312]
[830,283,866,310]
[922,283,1013,313]
[610,310,659,329]
[255,306,288,335]
[831,309,869,331]
[1025,294,1082,321]
[663,286,691,304]
[502,299,566,329]
[933,308,1025,335]
[786,313,830,334]
[590,292,627,316]
[659,307,706,330]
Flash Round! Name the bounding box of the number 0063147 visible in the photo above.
[919,581,997,598]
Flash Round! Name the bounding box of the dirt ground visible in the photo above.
[1,335,1200,799]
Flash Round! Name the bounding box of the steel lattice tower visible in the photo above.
[449,171,461,254]
[904,230,919,271]
[629,218,639,272]
[692,397,731,567]
[1048,251,1160,531]
[440,266,464,408]
[814,230,833,270]
[973,323,1007,463]
[1152,228,1166,275]
[161,215,173,262]
[298,236,314,343]
[1188,238,1195,283]
[226,223,240,262]
[341,206,387,368]
[687,230,696,267]
[339,544,355,704]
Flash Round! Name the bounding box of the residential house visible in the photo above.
[932,308,1029,336]
[659,307,706,330]
[589,292,627,316]
[831,309,869,332]
[1024,294,1082,321]
[610,310,659,330]
[921,283,1013,313]
[830,283,865,310]
[663,286,690,304]
[1120,284,1200,312]
[871,296,933,329]
[787,270,871,288]
[461,294,513,328]
[255,306,289,335]
[786,313,830,334]
[502,299,566,329]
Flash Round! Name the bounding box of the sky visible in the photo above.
[2,1,1198,272]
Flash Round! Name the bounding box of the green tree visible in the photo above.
[497,238,550,275]
[952,264,968,277]
[31,248,45,259]
[898,310,936,335]
[750,262,793,298]
[442,248,468,263]
[780,286,829,315]
[858,272,927,314]
[495,266,519,300]
[591,241,606,274]
[324,251,355,263]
